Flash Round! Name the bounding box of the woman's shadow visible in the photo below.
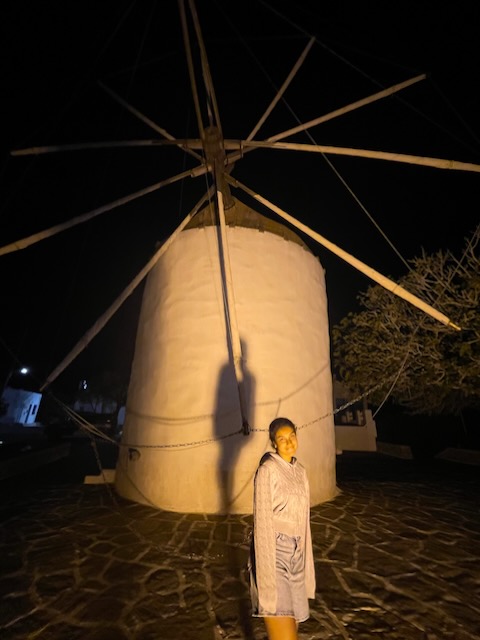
[214,338,256,639]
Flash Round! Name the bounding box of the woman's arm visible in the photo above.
[253,462,277,613]
[304,469,316,599]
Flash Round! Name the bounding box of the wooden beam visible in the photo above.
[227,175,461,331]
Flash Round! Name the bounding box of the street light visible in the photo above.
[1,365,31,398]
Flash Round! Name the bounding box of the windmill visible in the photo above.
[3,1,478,513]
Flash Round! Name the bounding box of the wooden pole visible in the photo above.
[11,138,204,157]
[268,74,427,142]
[246,37,315,141]
[178,0,206,141]
[12,138,480,174]
[229,140,480,173]
[0,164,208,256]
[188,0,223,135]
[228,176,461,331]
[225,74,427,167]
[216,189,250,434]
[99,80,202,161]
[40,189,214,390]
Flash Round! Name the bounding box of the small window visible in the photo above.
[335,400,366,426]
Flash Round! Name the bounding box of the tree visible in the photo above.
[74,369,129,425]
[332,225,480,415]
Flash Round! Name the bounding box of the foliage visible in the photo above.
[74,370,128,417]
[332,224,480,415]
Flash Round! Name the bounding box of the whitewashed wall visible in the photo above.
[115,202,338,513]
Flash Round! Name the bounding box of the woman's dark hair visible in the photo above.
[269,417,296,445]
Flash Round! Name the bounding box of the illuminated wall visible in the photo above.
[115,199,338,513]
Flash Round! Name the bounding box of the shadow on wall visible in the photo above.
[215,338,255,512]
[215,337,255,640]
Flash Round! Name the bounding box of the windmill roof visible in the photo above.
[184,197,311,252]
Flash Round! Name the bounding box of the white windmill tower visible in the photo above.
[4,1,477,514]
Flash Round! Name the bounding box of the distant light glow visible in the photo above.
[20,367,29,375]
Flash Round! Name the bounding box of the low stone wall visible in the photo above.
[377,441,480,465]
[435,447,480,465]
[376,441,413,459]
[84,469,116,484]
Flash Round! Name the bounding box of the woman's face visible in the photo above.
[273,426,297,462]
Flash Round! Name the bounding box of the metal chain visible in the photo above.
[49,377,391,451]
[120,428,244,450]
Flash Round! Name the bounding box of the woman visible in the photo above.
[249,417,315,640]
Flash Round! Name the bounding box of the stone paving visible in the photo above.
[0,446,479,640]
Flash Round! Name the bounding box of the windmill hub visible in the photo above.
[203,125,224,169]
[203,125,233,206]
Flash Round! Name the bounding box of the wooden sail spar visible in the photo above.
[11,73,428,159]
[5,70,479,261]
[40,189,214,391]
[0,165,207,256]
[227,176,461,331]
[4,0,474,395]
[11,138,480,174]
[180,0,250,433]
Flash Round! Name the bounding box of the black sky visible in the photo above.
[1,0,479,394]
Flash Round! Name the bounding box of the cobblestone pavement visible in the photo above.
[0,447,479,640]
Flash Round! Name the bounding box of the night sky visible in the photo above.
[1,0,479,395]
